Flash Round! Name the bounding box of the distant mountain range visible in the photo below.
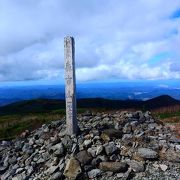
[0,95,179,115]
[0,82,180,106]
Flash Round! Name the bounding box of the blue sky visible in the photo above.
[0,0,180,83]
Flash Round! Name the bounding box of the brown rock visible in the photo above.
[100,133,110,142]
[159,149,180,163]
[64,158,82,179]
[132,152,145,162]
[99,162,128,173]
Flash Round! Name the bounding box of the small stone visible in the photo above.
[72,143,79,154]
[127,160,145,172]
[0,166,8,174]
[44,127,49,133]
[104,142,118,155]
[159,164,168,171]
[91,157,102,167]
[96,145,104,155]
[109,154,118,161]
[117,173,124,178]
[15,168,24,174]
[64,158,82,179]
[22,143,34,154]
[76,150,92,165]
[37,158,45,164]
[50,172,63,180]
[175,145,180,151]
[123,123,132,134]
[45,165,59,175]
[27,166,34,175]
[49,143,64,156]
[61,135,73,150]
[88,169,102,179]
[8,156,17,165]
[84,139,92,147]
[99,162,128,173]
[88,146,97,157]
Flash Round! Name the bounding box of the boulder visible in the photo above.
[76,150,92,165]
[64,158,82,179]
[137,148,158,159]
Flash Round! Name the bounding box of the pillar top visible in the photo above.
[64,36,74,40]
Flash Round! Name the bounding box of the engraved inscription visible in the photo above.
[65,61,72,71]
[64,36,77,135]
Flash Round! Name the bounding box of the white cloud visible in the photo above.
[0,0,180,82]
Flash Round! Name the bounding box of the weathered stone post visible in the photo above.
[64,36,78,135]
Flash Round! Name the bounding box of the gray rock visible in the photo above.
[15,167,24,174]
[159,164,168,171]
[22,143,34,154]
[61,135,73,150]
[104,142,118,155]
[87,147,97,157]
[123,123,132,134]
[14,141,24,150]
[0,166,8,174]
[50,172,63,180]
[91,157,102,167]
[137,148,158,159]
[49,143,64,156]
[84,139,92,147]
[127,160,145,172]
[96,145,104,155]
[88,169,102,179]
[3,155,9,167]
[117,167,132,180]
[45,165,59,175]
[76,150,92,165]
[71,143,79,153]
[169,136,180,143]
[27,166,34,175]
[8,156,17,165]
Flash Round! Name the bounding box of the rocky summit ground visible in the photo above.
[0,111,180,180]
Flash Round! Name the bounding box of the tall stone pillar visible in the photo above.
[64,36,78,135]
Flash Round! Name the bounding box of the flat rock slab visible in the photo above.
[64,158,82,179]
[99,162,129,173]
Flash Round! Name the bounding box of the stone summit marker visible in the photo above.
[64,36,78,135]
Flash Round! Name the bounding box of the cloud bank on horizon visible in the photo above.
[0,0,180,82]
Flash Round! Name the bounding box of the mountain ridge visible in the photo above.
[0,95,179,115]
